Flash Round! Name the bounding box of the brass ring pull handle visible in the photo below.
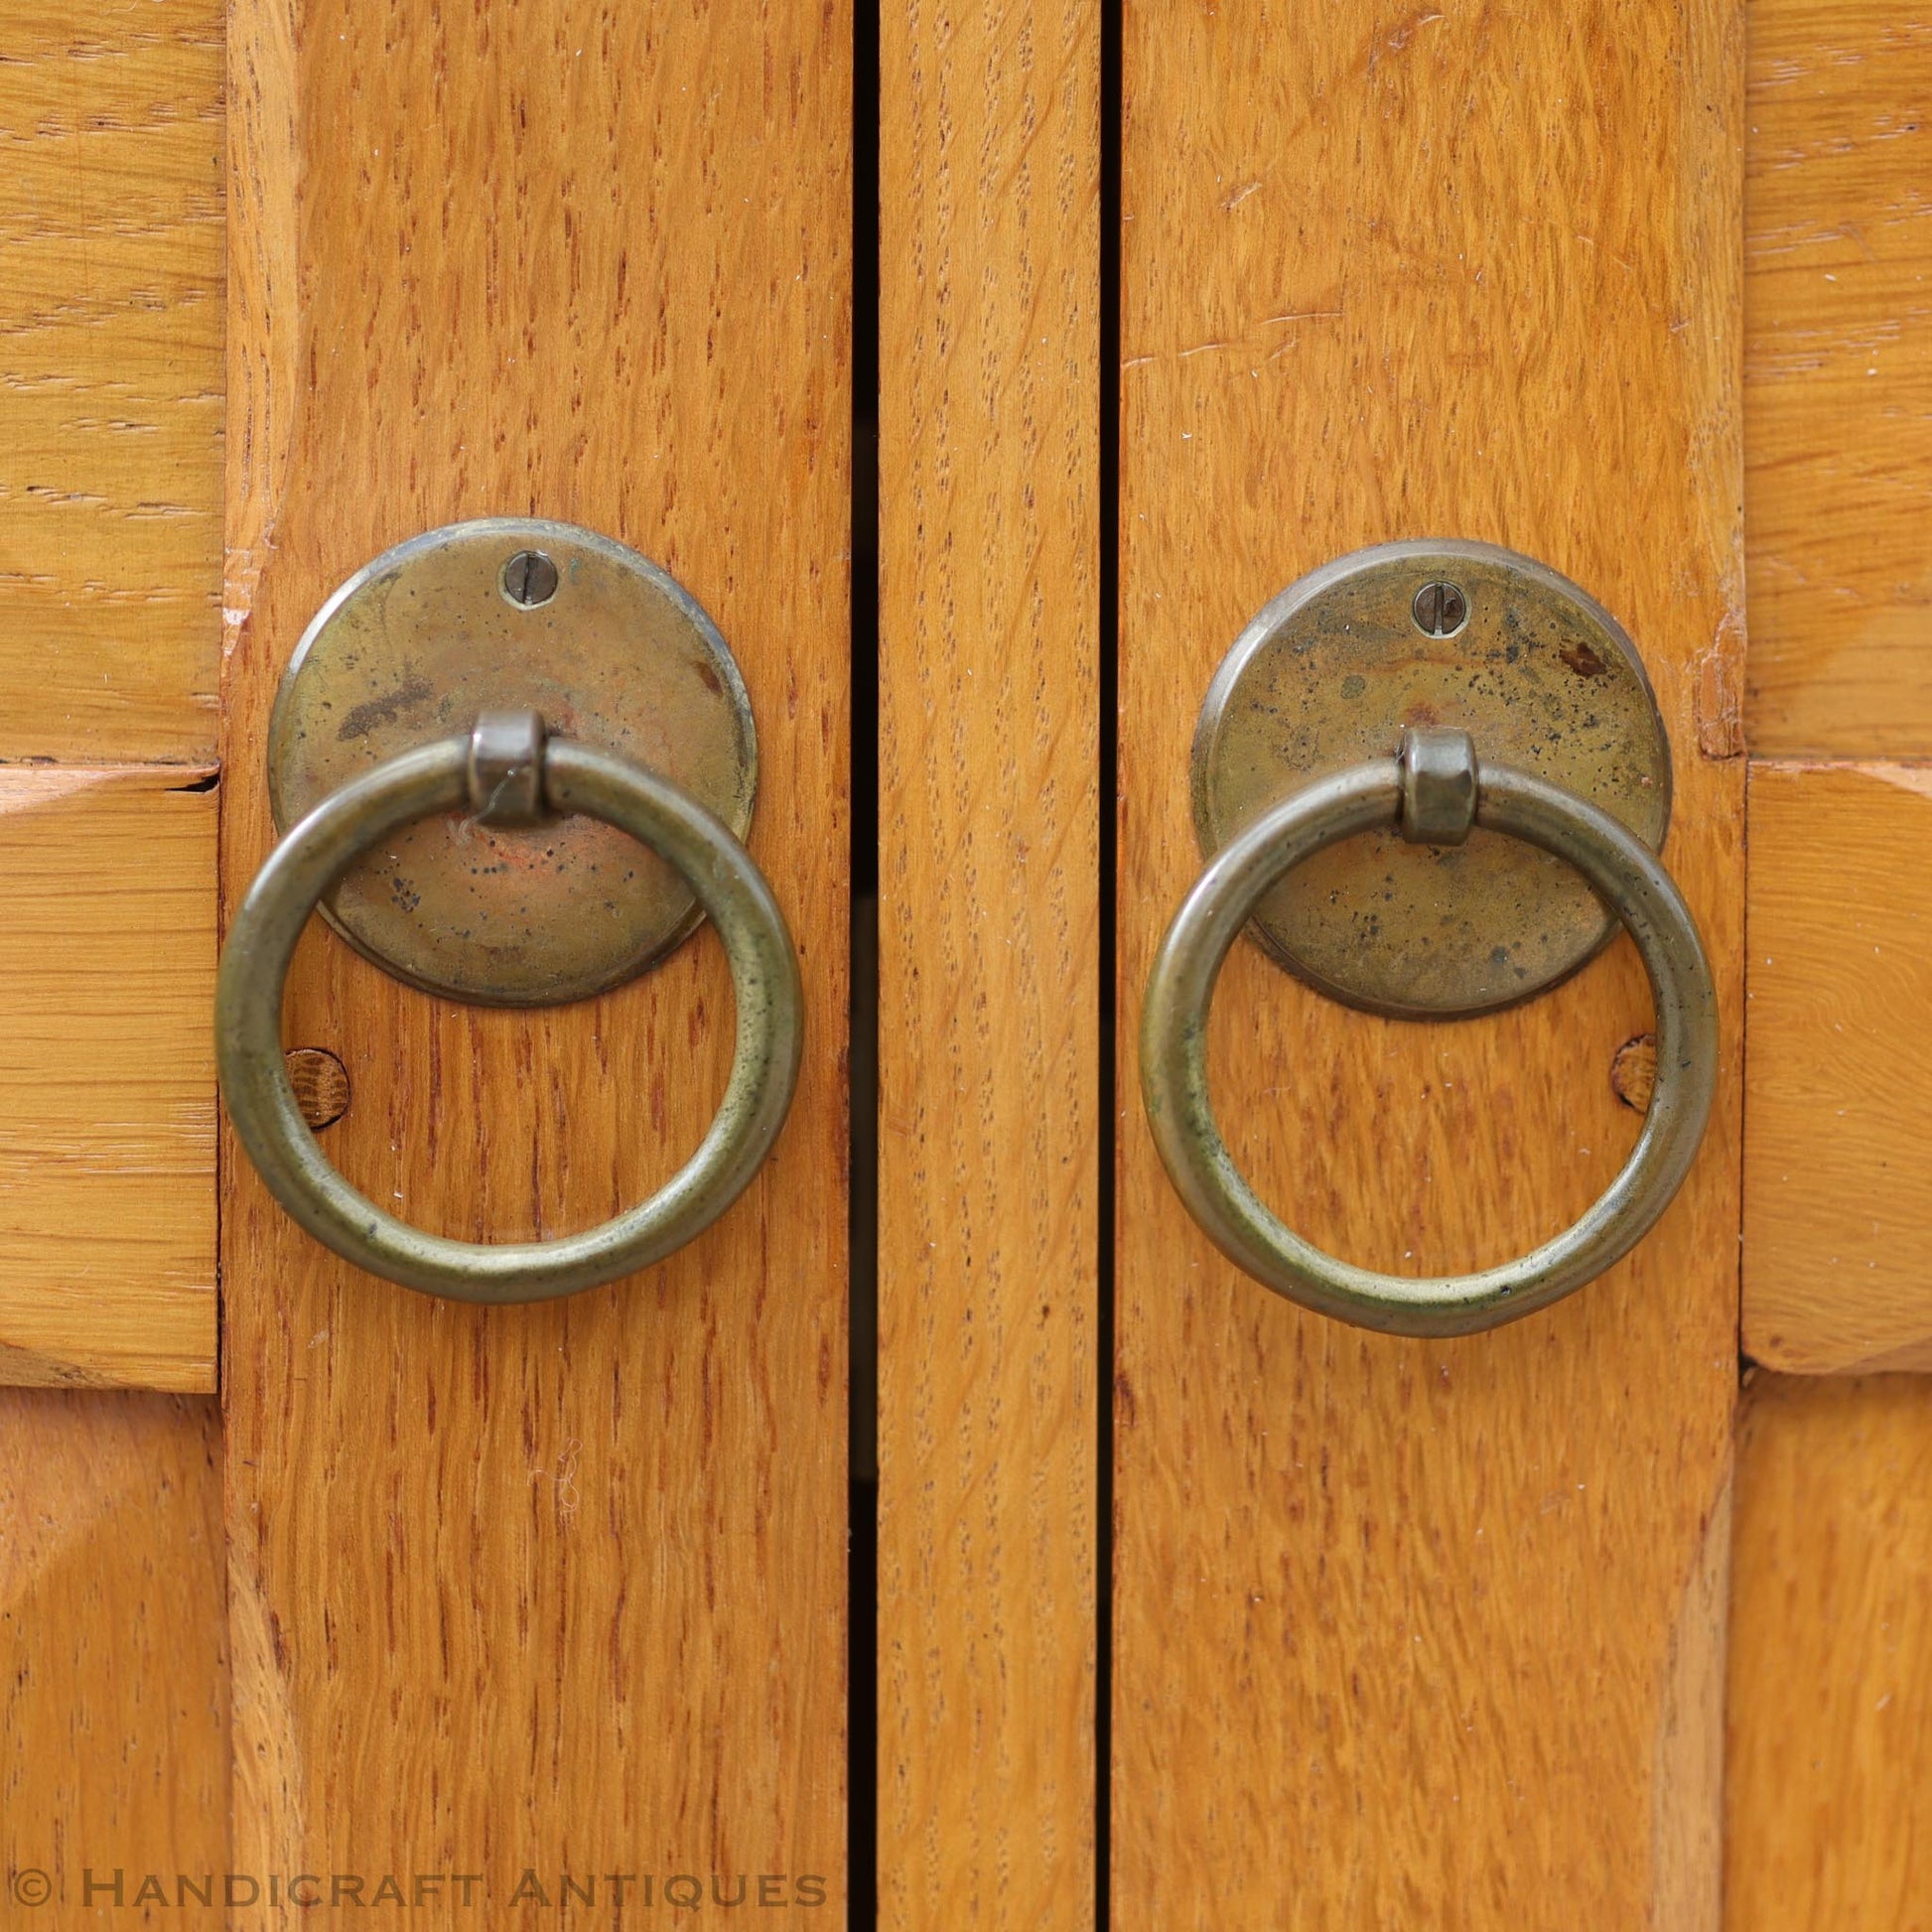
[217,713,803,1304]
[1141,728,1717,1337]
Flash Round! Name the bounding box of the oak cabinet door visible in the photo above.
[3,0,850,1921]
[1112,4,1744,1920]
[1103,2,1932,1926]
[219,0,852,1913]
[4,2,1932,1928]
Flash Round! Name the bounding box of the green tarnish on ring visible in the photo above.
[216,724,802,1304]
[1141,730,1717,1337]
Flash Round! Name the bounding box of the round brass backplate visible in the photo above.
[270,518,757,1006]
[1192,540,1672,1018]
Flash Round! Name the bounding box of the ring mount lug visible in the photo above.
[1397,727,1478,847]
[467,709,549,827]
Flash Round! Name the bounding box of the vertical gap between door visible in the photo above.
[1096,0,1123,1920]
[848,0,882,1920]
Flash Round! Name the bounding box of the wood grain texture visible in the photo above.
[282,1046,349,1131]
[0,0,222,762]
[876,0,1099,1922]
[1743,761,1932,1371]
[0,767,215,1391]
[0,1390,227,1925]
[1727,1373,1932,1928]
[221,1,849,1919]
[1114,1,1745,1922]
[1743,3,1932,754]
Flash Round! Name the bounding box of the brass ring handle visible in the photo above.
[1140,729,1717,1337]
[216,718,803,1304]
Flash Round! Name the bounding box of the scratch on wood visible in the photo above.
[1696,605,1746,758]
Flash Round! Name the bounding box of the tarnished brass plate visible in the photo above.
[270,518,756,1006]
[1192,540,1671,1018]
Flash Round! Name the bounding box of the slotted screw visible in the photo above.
[1412,580,1468,638]
[501,549,560,610]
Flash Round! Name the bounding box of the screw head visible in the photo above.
[1412,579,1469,638]
[500,548,560,610]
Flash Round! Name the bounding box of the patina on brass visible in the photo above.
[1192,539,1672,1018]
[269,517,758,1006]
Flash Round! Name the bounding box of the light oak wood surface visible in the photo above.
[221,2,849,1920]
[0,1391,228,1926]
[1726,1373,1932,1927]
[876,0,1100,1922]
[1743,761,1932,1371]
[0,3,228,1910]
[1743,2,1932,754]
[0,0,222,762]
[0,767,215,1391]
[1114,0,1744,1921]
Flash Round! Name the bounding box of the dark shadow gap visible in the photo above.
[1096,0,1123,1922]
[848,0,882,1920]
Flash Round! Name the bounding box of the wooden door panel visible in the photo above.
[0,768,215,1390]
[0,0,222,1387]
[875,0,1102,1920]
[220,0,849,1916]
[0,0,222,763]
[0,1390,227,1922]
[1726,4,1932,1906]
[1114,0,1744,1920]
[1737,4,1932,1361]
[0,4,228,1912]
[1744,762,1932,1372]
[1743,2,1932,755]
[1726,1373,1932,1928]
